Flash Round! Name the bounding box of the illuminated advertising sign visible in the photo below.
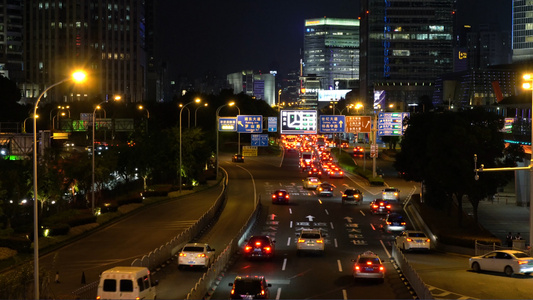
[218,117,237,132]
[280,110,317,134]
[317,89,352,102]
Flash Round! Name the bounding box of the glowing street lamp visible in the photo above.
[33,69,86,300]
[92,95,121,215]
[179,98,201,192]
[216,102,236,179]
[23,114,38,133]
[138,105,150,119]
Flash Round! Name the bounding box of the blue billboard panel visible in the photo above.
[268,117,278,132]
[237,115,263,133]
[218,117,237,132]
[280,110,317,134]
[251,134,269,147]
[319,115,346,133]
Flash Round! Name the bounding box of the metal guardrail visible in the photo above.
[391,242,434,300]
[185,195,262,300]
[71,177,229,299]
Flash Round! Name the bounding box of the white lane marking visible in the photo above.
[342,289,348,300]
[289,208,292,214]
[337,259,343,272]
[325,209,329,215]
[360,210,366,216]
[330,222,334,229]
[276,287,282,300]
[380,239,392,259]
[290,221,293,228]
[282,258,287,271]
[334,238,338,248]
[287,237,291,247]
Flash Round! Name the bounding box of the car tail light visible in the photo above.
[518,260,528,265]
[426,238,430,242]
[342,194,347,197]
[354,194,359,198]
[244,246,252,252]
[264,246,271,252]
[261,289,266,296]
[340,171,343,175]
[354,265,360,271]
[317,239,324,243]
[272,194,276,199]
[379,202,384,206]
[255,241,262,247]
[197,253,206,258]
[386,204,391,209]
[278,192,283,196]
[285,194,290,199]
[372,205,378,208]
[406,238,413,242]
[394,192,398,196]
[401,222,406,225]
[386,221,391,225]
[231,288,235,295]
[179,253,186,257]
[298,238,305,243]
[366,261,372,265]
[379,266,385,271]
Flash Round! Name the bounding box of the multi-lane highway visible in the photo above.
[43,147,533,299]
[210,150,415,299]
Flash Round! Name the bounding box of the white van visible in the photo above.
[96,266,157,300]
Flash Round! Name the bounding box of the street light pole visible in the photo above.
[92,95,121,214]
[216,102,235,179]
[179,98,201,192]
[195,103,208,127]
[33,70,86,300]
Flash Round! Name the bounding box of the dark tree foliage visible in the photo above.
[394,108,516,225]
[0,75,23,122]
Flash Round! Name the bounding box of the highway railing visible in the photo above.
[186,195,262,300]
[391,243,434,300]
[71,177,228,299]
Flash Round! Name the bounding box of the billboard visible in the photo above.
[280,110,317,134]
[318,89,351,102]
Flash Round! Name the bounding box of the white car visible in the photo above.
[178,243,216,269]
[469,250,533,276]
[296,229,325,255]
[303,177,321,189]
[395,230,430,252]
[382,188,400,202]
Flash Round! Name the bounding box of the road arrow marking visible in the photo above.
[269,214,277,220]
[344,216,353,223]
[306,215,315,222]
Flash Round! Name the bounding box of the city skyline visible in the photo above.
[157,0,512,80]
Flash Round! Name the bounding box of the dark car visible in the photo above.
[353,146,365,155]
[272,189,290,204]
[342,188,363,204]
[242,235,275,259]
[316,182,334,197]
[232,154,244,163]
[370,199,391,214]
[229,275,271,299]
[307,166,322,178]
[384,213,406,232]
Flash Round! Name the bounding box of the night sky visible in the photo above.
[156,0,512,80]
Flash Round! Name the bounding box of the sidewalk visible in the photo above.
[462,186,530,246]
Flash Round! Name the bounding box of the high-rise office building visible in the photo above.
[512,0,533,62]
[303,17,360,91]
[360,0,455,108]
[23,0,148,103]
[0,0,23,83]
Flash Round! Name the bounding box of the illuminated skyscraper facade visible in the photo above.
[303,17,359,91]
[23,0,148,103]
[360,0,455,108]
[0,0,23,83]
[513,0,533,62]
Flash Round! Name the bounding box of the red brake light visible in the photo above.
[366,261,372,265]
[285,194,290,199]
[401,222,406,225]
[272,194,276,199]
[426,238,430,242]
[386,221,391,225]
[386,204,391,209]
[355,265,360,270]
[255,241,261,247]
[244,246,252,252]
[179,253,186,257]
[518,260,528,265]
[261,289,266,296]
[264,246,271,252]
[278,192,283,196]
[379,202,384,206]
[197,253,206,258]
[379,266,385,271]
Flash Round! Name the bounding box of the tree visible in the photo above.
[0,75,22,122]
[395,108,514,226]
